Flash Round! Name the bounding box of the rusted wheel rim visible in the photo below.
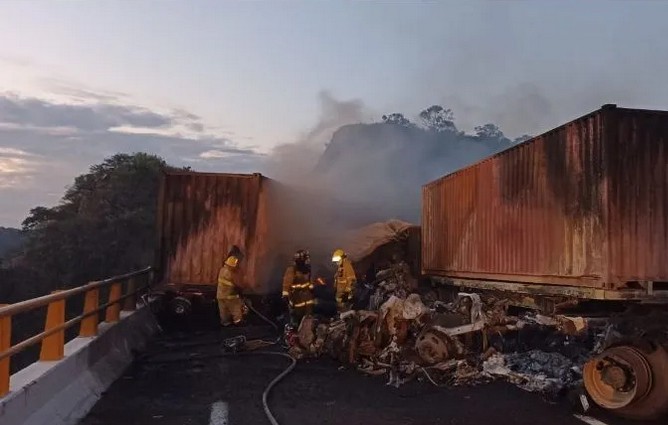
[416,330,450,365]
[617,345,668,420]
[583,346,652,410]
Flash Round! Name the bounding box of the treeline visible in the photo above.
[19,153,184,289]
[0,153,185,372]
[379,104,532,144]
[0,227,24,261]
[316,105,530,223]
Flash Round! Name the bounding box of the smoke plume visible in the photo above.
[266,90,368,184]
[262,91,371,275]
[262,91,509,279]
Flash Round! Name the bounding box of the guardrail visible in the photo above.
[0,267,153,397]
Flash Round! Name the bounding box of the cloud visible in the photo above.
[172,108,201,122]
[43,80,127,103]
[199,150,240,159]
[0,147,36,157]
[0,93,264,227]
[0,147,41,189]
[0,94,173,132]
[187,122,205,133]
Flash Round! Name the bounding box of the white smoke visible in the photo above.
[265,90,369,184]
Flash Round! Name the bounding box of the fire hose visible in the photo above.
[139,297,294,425]
[238,299,298,425]
[219,337,296,425]
[258,351,296,425]
[215,298,298,425]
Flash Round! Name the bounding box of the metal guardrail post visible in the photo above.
[123,277,137,312]
[105,282,122,323]
[39,291,65,361]
[79,288,100,337]
[0,304,10,397]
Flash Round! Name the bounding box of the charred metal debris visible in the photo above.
[282,259,658,401]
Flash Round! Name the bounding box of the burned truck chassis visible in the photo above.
[433,277,668,311]
[425,276,668,421]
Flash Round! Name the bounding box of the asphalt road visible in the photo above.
[79,323,660,425]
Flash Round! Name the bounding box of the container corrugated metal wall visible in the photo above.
[422,105,668,290]
[155,172,278,293]
[607,108,668,283]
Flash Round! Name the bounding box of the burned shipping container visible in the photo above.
[152,171,377,301]
[155,172,281,296]
[422,104,668,299]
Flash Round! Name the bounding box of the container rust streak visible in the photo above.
[422,105,668,291]
[156,172,278,294]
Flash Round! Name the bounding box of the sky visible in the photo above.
[1,1,668,227]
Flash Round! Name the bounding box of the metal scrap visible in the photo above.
[282,256,599,400]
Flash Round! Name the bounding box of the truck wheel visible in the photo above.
[170,296,192,317]
[584,344,668,420]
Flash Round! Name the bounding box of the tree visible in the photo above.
[474,123,505,140]
[381,113,413,127]
[0,152,187,372]
[418,105,457,133]
[22,207,66,232]
[21,152,183,288]
[0,227,25,260]
[513,134,533,144]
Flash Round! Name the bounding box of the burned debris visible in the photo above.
[282,220,604,403]
[287,292,596,398]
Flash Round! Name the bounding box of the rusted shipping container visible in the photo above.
[422,104,668,296]
[155,171,281,295]
[153,172,368,298]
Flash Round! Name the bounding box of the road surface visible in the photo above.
[79,324,661,425]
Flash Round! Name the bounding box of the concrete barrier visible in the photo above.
[0,306,160,425]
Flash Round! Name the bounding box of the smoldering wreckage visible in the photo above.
[281,221,601,399]
[153,105,668,422]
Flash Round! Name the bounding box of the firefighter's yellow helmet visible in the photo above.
[225,255,239,268]
[332,248,345,263]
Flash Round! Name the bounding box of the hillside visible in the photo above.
[0,227,24,260]
[313,122,512,223]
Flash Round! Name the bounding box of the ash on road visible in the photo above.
[78,325,653,425]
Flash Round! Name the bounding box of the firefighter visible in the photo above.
[332,248,357,311]
[282,249,315,326]
[217,246,244,326]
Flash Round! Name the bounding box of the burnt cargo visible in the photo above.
[422,105,668,295]
[155,171,280,295]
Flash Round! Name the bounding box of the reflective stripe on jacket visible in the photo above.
[282,265,314,307]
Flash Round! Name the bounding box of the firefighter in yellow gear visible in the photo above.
[332,248,357,311]
[217,246,244,326]
[282,249,316,326]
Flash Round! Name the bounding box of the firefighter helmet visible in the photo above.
[294,249,310,263]
[224,255,239,268]
[294,250,311,274]
[332,248,345,263]
[227,245,243,261]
